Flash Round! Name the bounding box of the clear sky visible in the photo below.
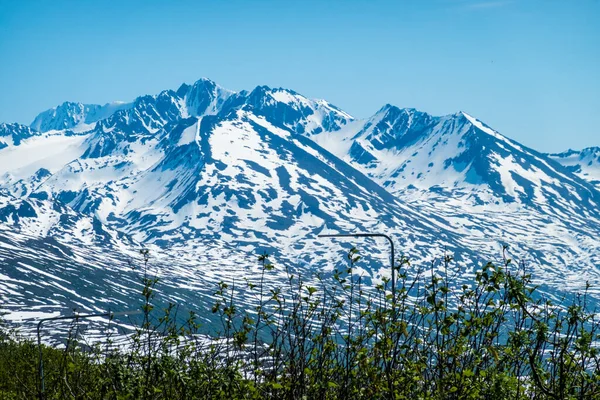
[0,0,598,152]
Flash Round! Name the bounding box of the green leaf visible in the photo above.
[67,362,76,372]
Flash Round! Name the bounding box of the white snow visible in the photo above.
[0,133,89,178]
[177,119,199,146]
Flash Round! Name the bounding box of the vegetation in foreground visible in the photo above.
[1,247,600,399]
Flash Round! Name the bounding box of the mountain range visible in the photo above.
[1,78,599,333]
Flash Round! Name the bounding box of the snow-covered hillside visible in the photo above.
[311,105,598,209]
[1,78,599,331]
[548,147,600,190]
[311,105,600,296]
[30,101,133,133]
[0,123,39,148]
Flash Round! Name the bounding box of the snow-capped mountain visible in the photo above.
[311,105,600,288]
[218,85,354,135]
[312,105,599,208]
[29,78,234,135]
[0,123,39,148]
[1,78,599,332]
[0,188,233,334]
[548,147,600,190]
[30,101,133,133]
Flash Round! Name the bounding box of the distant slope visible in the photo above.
[310,105,600,294]
[548,147,600,191]
[0,123,39,148]
[311,105,599,209]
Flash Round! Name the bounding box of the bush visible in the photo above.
[1,247,599,399]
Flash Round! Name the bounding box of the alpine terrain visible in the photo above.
[1,78,599,333]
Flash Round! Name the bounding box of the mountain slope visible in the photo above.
[0,123,39,148]
[218,85,354,135]
[312,106,600,220]
[548,147,600,191]
[310,105,600,289]
[29,78,234,135]
[1,79,599,330]
[8,105,461,261]
[31,101,133,133]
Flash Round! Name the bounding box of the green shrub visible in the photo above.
[1,247,599,399]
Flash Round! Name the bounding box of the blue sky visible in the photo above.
[0,0,598,152]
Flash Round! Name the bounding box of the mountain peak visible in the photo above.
[181,78,234,117]
[1,78,600,327]
[222,84,353,134]
[0,122,39,147]
[373,105,433,122]
[31,100,133,133]
[550,146,600,158]
[197,76,217,84]
[548,146,600,189]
